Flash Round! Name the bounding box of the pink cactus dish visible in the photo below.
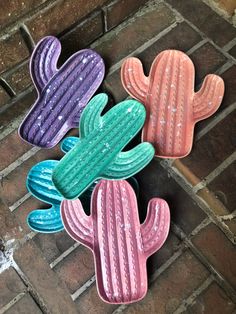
[61,179,170,304]
[121,50,225,158]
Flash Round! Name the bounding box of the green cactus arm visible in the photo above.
[141,198,170,258]
[61,199,94,249]
[101,143,154,179]
[79,93,109,138]
[121,57,149,104]
[193,74,224,122]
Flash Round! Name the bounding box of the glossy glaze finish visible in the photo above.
[19,36,105,148]
[52,93,154,200]
[61,180,170,303]
[121,50,224,158]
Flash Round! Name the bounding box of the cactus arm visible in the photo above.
[60,136,80,153]
[27,204,63,233]
[30,36,61,93]
[79,93,109,139]
[61,199,94,249]
[121,57,149,104]
[27,160,62,204]
[141,198,170,258]
[26,160,64,233]
[102,143,154,179]
[193,74,224,122]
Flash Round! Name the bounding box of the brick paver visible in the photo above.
[0,0,235,313]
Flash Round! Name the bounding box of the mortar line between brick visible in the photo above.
[11,260,50,314]
[173,276,214,314]
[195,102,236,142]
[214,60,234,75]
[223,37,236,52]
[164,1,236,65]
[0,146,40,179]
[171,222,236,303]
[0,113,27,142]
[50,242,80,269]
[71,275,96,301]
[0,0,60,40]
[160,160,235,243]
[193,151,236,193]
[0,292,26,314]
[112,248,184,314]
[186,39,208,55]
[205,151,236,184]
[101,21,179,76]
[9,192,31,212]
[0,85,34,115]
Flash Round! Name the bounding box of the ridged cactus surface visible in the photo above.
[52,93,154,200]
[19,36,105,148]
[121,50,225,158]
[61,179,170,303]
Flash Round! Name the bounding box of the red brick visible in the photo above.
[60,11,104,63]
[33,230,75,264]
[76,283,118,313]
[193,223,236,289]
[136,159,207,235]
[94,2,176,68]
[221,65,236,109]
[54,245,94,294]
[6,294,42,314]
[4,60,32,94]
[26,0,107,42]
[0,268,25,308]
[105,21,202,102]
[0,0,46,29]
[0,31,29,74]
[0,145,63,207]
[0,86,10,106]
[190,42,227,85]
[166,0,236,47]
[124,250,209,313]
[0,198,22,239]
[185,282,236,314]
[0,90,36,134]
[208,162,236,213]
[0,130,31,171]
[14,241,78,313]
[105,0,148,30]
[182,111,236,179]
[147,232,181,276]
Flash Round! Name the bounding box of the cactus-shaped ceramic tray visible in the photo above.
[61,179,170,304]
[27,136,139,233]
[19,36,105,148]
[52,93,155,200]
[121,50,225,158]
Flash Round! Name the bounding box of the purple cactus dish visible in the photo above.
[18,36,105,148]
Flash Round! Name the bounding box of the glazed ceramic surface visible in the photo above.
[61,179,170,303]
[19,36,105,148]
[52,93,154,200]
[121,50,224,158]
[27,135,139,233]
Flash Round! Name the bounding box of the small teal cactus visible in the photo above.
[52,93,154,199]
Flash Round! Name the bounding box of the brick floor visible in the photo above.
[0,1,236,313]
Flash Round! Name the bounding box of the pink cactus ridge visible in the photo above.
[61,179,170,304]
[121,50,225,158]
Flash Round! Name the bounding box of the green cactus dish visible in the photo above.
[52,93,154,199]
